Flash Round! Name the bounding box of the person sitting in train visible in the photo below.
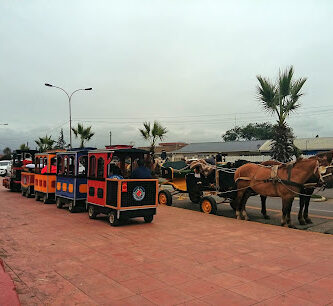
[41,161,48,174]
[130,159,152,179]
[108,163,123,180]
[50,158,57,174]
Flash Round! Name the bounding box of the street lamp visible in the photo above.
[44,83,92,148]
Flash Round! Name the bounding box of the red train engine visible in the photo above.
[86,146,158,226]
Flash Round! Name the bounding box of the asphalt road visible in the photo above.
[246,195,333,218]
[169,189,333,234]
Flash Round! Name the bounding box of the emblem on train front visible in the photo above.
[133,186,145,201]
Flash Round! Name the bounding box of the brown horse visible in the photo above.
[233,157,327,227]
[259,152,333,224]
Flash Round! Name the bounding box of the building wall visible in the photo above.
[171,152,271,162]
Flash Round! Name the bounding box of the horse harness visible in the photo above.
[235,160,331,190]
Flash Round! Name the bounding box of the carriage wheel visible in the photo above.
[109,211,119,226]
[56,198,63,209]
[68,201,76,213]
[200,196,217,214]
[35,193,40,201]
[144,215,154,223]
[88,205,97,219]
[158,190,172,206]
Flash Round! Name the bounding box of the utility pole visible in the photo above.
[109,131,112,146]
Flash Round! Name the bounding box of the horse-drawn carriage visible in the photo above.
[86,146,158,226]
[158,160,238,214]
[159,153,333,226]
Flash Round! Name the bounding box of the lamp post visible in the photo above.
[44,83,92,148]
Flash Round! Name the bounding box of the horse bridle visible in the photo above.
[316,161,333,184]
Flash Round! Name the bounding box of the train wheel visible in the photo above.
[144,215,154,223]
[88,205,97,219]
[109,211,119,226]
[35,193,40,201]
[43,194,49,204]
[200,196,217,214]
[68,201,76,213]
[26,187,31,198]
[158,190,172,206]
[56,198,63,209]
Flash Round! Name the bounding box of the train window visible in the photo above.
[63,156,69,176]
[89,156,96,177]
[89,187,95,196]
[97,188,104,198]
[35,157,41,174]
[68,156,75,176]
[57,156,64,175]
[41,157,48,174]
[78,156,88,176]
[121,156,132,178]
[50,157,56,174]
[97,158,104,178]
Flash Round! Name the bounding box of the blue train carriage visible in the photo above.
[55,148,95,212]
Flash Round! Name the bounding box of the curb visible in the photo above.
[0,259,20,306]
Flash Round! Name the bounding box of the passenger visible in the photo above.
[109,163,123,179]
[130,159,152,179]
[50,158,57,174]
[41,161,48,174]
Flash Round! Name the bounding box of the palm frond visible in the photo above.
[152,121,167,139]
[139,128,150,140]
[278,66,294,98]
[256,76,278,114]
[290,77,307,102]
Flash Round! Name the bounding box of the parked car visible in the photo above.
[0,160,11,177]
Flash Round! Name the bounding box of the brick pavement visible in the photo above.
[0,186,333,305]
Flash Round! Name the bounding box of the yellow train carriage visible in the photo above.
[34,152,58,204]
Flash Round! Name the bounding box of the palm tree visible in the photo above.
[256,66,307,162]
[1,147,11,160]
[139,121,167,155]
[35,135,55,152]
[71,123,95,148]
[3,147,11,156]
[19,143,30,150]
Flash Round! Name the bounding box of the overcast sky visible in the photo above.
[1,0,333,151]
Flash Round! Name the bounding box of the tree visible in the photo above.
[55,128,66,149]
[256,66,306,162]
[1,147,11,160]
[71,123,95,148]
[222,123,274,141]
[35,135,55,152]
[139,121,167,155]
[19,143,30,150]
[3,147,11,156]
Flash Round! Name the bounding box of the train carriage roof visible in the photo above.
[89,148,149,155]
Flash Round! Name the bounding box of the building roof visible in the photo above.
[259,137,333,152]
[172,140,267,154]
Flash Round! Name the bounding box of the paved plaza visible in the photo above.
[0,185,333,305]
